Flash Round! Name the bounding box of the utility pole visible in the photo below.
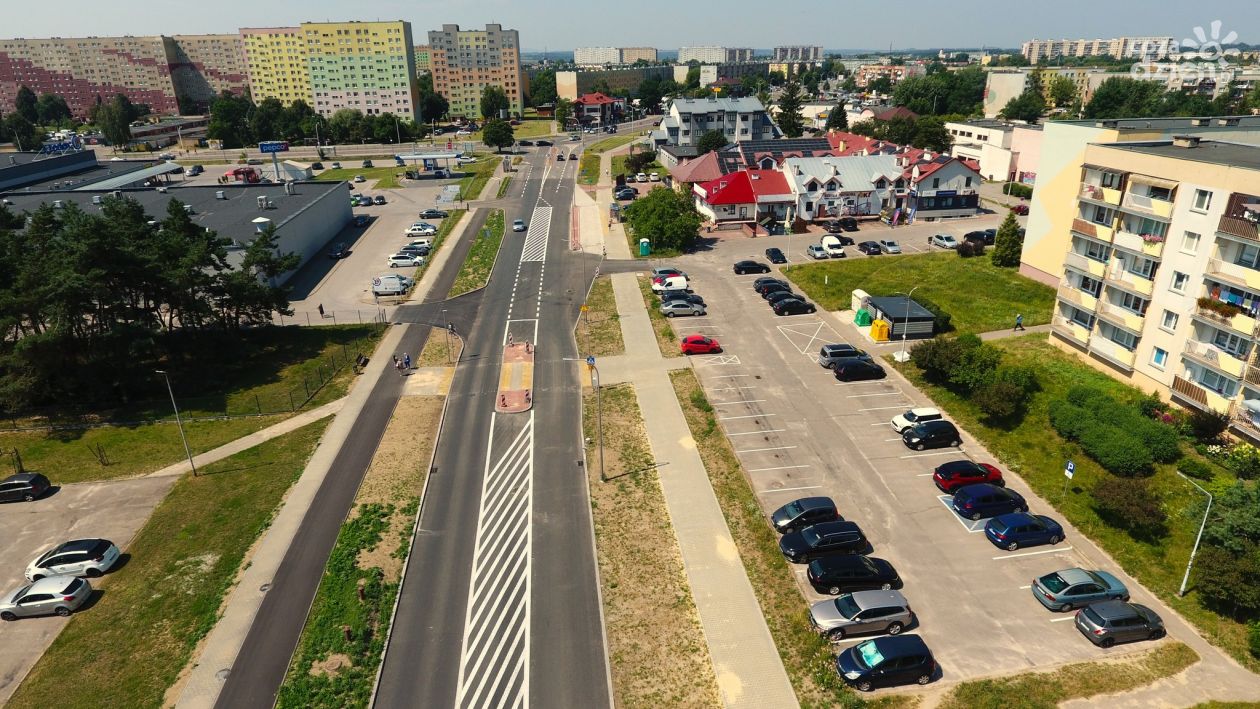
[156,370,196,477]
[1177,472,1213,596]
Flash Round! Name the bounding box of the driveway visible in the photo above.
[0,475,176,703]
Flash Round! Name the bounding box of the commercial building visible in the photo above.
[573,47,621,66]
[656,96,776,147]
[620,47,658,64]
[302,21,418,120]
[781,152,981,223]
[945,119,1043,183]
[240,27,311,107]
[428,24,524,119]
[773,46,823,62]
[678,46,753,64]
[1021,36,1175,64]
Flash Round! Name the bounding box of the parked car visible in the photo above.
[806,244,829,260]
[660,300,706,317]
[327,243,350,260]
[1033,568,1128,612]
[615,188,637,200]
[752,276,787,292]
[362,159,374,168]
[878,240,902,254]
[652,267,687,279]
[811,590,913,640]
[513,219,527,232]
[0,472,50,503]
[1075,600,1164,647]
[836,635,935,691]
[765,247,787,264]
[0,576,92,620]
[733,259,772,275]
[818,343,872,369]
[353,175,366,183]
[950,483,1027,520]
[857,241,883,255]
[821,235,847,257]
[159,152,176,160]
[773,298,818,316]
[890,407,942,434]
[518,139,534,146]
[839,217,859,232]
[536,139,552,146]
[771,497,840,534]
[649,172,661,182]
[26,539,120,581]
[759,282,794,299]
[680,334,721,355]
[358,196,374,207]
[387,253,423,268]
[407,236,434,249]
[932,459,1003,493]
[984,228,998,243]
[780,521,868,563]
[658,288,703,303]
[834,360,886,381]
[651,275,689,292]
[400,245,429,258]
[929,233,958,249]
[185,165,204,176]
[984,512,1064,551]
[419,209,449,219]
[824,220,847,234]
[406,224,438,237]
[1012,204,1029,215]
[766,291,803,308]
[963,230,994,246]
[807,555,901,594]
[636,172,648,182]
[373,195,386,205]
[901,420,961,450]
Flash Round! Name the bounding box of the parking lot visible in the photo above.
[660,239,1180,691]
[758,210,1017,263]
[0,476,175,703]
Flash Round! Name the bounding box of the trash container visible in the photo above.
[639,238,651,257]
[871,319,891,342]
[854,308,873,327]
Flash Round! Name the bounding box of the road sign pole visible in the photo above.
[1062,460,1075,498]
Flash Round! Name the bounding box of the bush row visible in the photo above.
[1064,386,1181,464]
[1049,399,1154,476]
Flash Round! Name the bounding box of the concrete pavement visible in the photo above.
[599,272,798,708]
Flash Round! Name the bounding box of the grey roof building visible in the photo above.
[659,96,776,147]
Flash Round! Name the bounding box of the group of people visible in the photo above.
[393,353,412,375]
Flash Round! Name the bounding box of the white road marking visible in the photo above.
[1049,617,1077,623]
[846,392,903,398]
[736,445,798,453]
[759,485,823,494]
[726,428,786,436]
[992,546,1075,560]
[1019,585,1032,589]
[520,205,552,262]
[717,413,777,421]
[748,464,810,472]
[899,450,961,459]
[858,405,911,411]
[716,399,767,405]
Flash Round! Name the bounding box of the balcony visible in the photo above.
[1183,340,1247,379]
[1088,336,1137,370]
[1206,258,1260,291]
[1172,374,1234,414]
[1217,193,1260,241]
[1112,228,1165,258]
[1051,314,1091,346]
[1056,284,1099,312]
[1193,299,1259,337]
[1079,182,1121,206]
[1095,300,1146,333]
[1063,251,1108,279]
[1072,217,1114,242]
[1105,268,1154,297]
[1121,192,1174,219]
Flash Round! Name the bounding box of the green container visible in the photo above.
[639,238,650,256]
[854,308,872,326]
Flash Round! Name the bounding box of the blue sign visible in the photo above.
[586,355,596,367]
[936,190,957,197]
[258,141,289,154]
[1065,460,1075,479]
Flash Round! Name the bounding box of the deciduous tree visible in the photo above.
[480,85,510,120]
[482,118,515,152]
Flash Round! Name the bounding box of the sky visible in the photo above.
[5,0,1257,51]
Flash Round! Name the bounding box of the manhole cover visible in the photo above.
[259,583,272,593]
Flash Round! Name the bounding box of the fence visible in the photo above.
[274,308,391,327]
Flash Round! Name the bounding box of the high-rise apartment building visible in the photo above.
[1021,36,1175,64]
[302,21,418,119]
[573,47,621,66]
[428,24,523,119]
[240,27,311,106]
[167,34,250,109]
[678,46,753,63]
[413,45,431,74]
[773,46,823,62]
[620,47,658,64]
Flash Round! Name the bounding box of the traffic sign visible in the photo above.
[586,355,596,367]
[258,141,289,154]
[1064,460,1075,479]
[580,305,589,312]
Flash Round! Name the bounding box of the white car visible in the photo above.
[930,233,958,249]
[455,129,472,137]
[636,172,648,182]
[513,219,527,232]
[890,407,944,434]
[878,240,902,254]
[649,172,661,182]
[807,244,829,260]
[25,538,120,581]
[407,237,434,249]
[387,253,423,268]
[353,175,366,183]
[405,224,438,237]
[457,155,477,164]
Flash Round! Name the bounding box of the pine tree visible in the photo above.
[776,81,806,138]
[990,211,1024,267]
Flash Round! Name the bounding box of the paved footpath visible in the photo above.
[599,272,798,709]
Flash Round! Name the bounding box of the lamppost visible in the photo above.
[893,286,919,363]
[565,357,605,482]
[1176,471,1213,596]
[155,370,196,477]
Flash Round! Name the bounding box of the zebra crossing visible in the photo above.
[519,205,552,262]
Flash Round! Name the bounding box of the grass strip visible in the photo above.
[449,209,505,296]
[636,275,681,358]
[457,158,499,201]
[579,276,626,357]
[588,134,641,154]
[578,154,601,185]
[496,176,512,198]
[416,326,461,368]
[315,166,406,189]
[6,419,331,709]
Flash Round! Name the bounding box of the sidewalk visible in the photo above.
[599,272,798,708]
[598,148,633,260]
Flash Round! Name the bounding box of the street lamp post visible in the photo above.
[893,286,919,363]
[1176,471,1213,596]
[155,370,196,477]
[565,357,606,482]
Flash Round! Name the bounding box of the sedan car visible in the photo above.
[932,460,1003,493]
[517,139,534,146]
[807,555,900,595]
[399,245,430,258]
[535,140,553,147]
[387,253,423,268]
[615,188,637,200]
[834,360,886,382]
[836,635,935,691]
[766,291,802,307]
[901,420,961,450]
[807,244,829,260]
[857,241,883,255]
[680,334,721,355]
[780,521,867,563]
[890,407,942,434]
[0,472,50,503]
[406,224,438,237]
[753,277,788,294]
[839,217,859,232]
[513,219,527,232]
[950,483,1027,520]
[765,247,787,264]
[733,260,772,275]
[660,300,706,317]
[26,538,120,581]
[1033,568,1128,612]
[657,290,704,306]
[811,590,913,640]
[929,233,958,249]
[327,243,350,260]
[373,195,386,205]
[878,240,902,254]
[824,220,847,234]
[773,298,818,316]
[770,497,840,534]
[985,512,1064,551]
[759,282,794,299]
[1075,600,1164,647]
[419,209,449,219]
[0,576,92,620]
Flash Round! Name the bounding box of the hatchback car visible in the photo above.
[878,240,902,254]
[890,407,942,434]
[950,483,1027,520]
[1033,568,1128,612]
[362,159,374,168]
[660,300,706,317]
[770,497,840,534]
[807,555,901,594]
[327,243,350,260]
[1075,600,1164,647]
[419,209,449,219]
[353,175,366,183]
[649,172,660,182]
[779,521,867,563]
[373,195,386,205]
[985,512,1064,551]
[857,241,883,255]
[929,233,957,249]
[901,420,961,450]
[513,219,527,232]
[0,472,50,503]
[1012,204,1029,216]
[733,260,771,275]
[636,172,648,182]
[774,298,818,316]
[807,244,829,260]
[680,334,721,355]
[26,539,120,581]
[387,253,423,268]
[811,590,913,640]
[615,188,637,200]
[657,290,704,306]
[765,247,787,264]
[839,217,859,232]
[0,576,92,620]
[186,165,204,176]
[836,635,935,691]
[835,360,886,382]
[818,343,871,369]
[932,459,1003,493]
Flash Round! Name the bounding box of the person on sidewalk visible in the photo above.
[403,352,411,369]
[1014,313,1025,331]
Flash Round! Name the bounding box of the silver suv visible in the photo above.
[810,589,914,640]
[0,576,92,620]
[818,343,872,369]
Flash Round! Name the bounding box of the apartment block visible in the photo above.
[301,21,417,120]
[240,28,311,107]
[773,46,823,62]
[1021,36,1174,64]
[167,34,249,110]
[620,47,658,64]
[678,46,753,64]
[1045,135,1260,439]
[657,96,775,147]
[413,45,431,74]
[428,23,523,119]
[573,47,621,66]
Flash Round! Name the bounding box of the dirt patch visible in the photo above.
[417,326,464,368]
[579,275,625,357]
[308,653,354,678]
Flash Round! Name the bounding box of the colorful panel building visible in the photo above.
[168,34,249,112]
[240,27,311,106]
[301,21,418,120]
[428,24,523,119]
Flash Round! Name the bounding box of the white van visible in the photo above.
[651,275,689,292]
[821,235,846,258]
[372,274,412,296]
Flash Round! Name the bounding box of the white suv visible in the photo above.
[891,407,944,434]
[26,539,120,581]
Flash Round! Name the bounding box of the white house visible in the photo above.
[658,96,776,147]
[781,155,905,222]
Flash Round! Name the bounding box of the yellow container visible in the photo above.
[871,319,891,342]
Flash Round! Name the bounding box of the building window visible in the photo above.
[1170,271,1189,293]
[1192,189,1213,212]
[1120,291,1148,315]
[1091,205,1113,225]
[1212,330,1250,358]
[932,177,940,189]
[1181,231,1200,254]
[1101,171,1122,189]
[1079,275,1103,297]
[965,176,973,187]
[1151,347,1168,369]
[1084,240,1110,262]
[1161,310,1179,332]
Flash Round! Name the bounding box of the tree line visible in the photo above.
[0,197,298,410]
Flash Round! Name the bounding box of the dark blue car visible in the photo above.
[950,483,1027,521]
[985,513,1064,552]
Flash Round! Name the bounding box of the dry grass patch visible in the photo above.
[417,326,464,368]
[582,383,719,708]
[636,274,681,358]
[580,275,625,357]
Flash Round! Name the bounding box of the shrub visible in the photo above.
[1177,457,1215,481]
[1225,443,1260,480]
[1048,400,1090,441]
[911,337,968,382]
[1061,385,1180,464]
[1003,182,1033,199]
[1250,621,1260,659]
[1136,422,1182,465]
[1195,543,1260,618]
[957,240,983,258]
[949,342,1003,392]
[1138,392,1167,419]
[1187,408,1230,442]
[973,380,1022,420]
[1092,476,1166,538]
[1080,426,1154,477]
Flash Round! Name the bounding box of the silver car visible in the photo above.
[0,576,92,620]
[26,538,120,581]
[930,233,957,249]
[878,240,902,254]
[660,300,706,317]
[807,244,829,260]
[810,589,914,640]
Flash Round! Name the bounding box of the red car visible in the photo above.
[933,460,1004,493]
[1011,204,1029,215]
[680,335,721,355]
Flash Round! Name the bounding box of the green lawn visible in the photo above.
[587,134,641,154]
[783,251,1055,334]
[579,276,625,357]
[7,419,330,709]
[496,176,512,198]
[611,155,665,179]
[578,153,600,185]
[892,335,1258,671]
[449,210,505,296]
[315,166,406,189]
[457,157,499,201]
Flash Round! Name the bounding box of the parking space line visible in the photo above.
[1049,617,1077,623]
[883,438,904,442]
[748,465,810,472]
[846,392,904,398]
[858,405,910,412]
[991,546,1075,561]
[1019,585,1032,589]
[736,445,798,453]
[898,450,961,459]
[935,495,986,533]
[717,374,752,378]
[916,473,934,477]
[715,399,767,405]
[870,422,891,426]
[718,413,777,420]
[726,428,785,436]
[759,485,822,494]
[710,386,757,391]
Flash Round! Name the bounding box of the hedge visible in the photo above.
[1049,392,1159,476]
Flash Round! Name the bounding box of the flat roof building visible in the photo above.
[428,24,524,119]
[302,21,418,120]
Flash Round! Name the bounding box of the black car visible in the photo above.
[950,483,1027,521]
[807,555,900,594]
[839,217,859,232]
[836,635,935,691]
[362,159,374,168]
[760,282,794,299]
[419,209,449,219]
[536,139,552,146]
[857,241,883,255]
[0,472,50,503]
[765,247,787,264]
[779,521,867,563]
[518,139,534,146]
[964,229,996,246]
[734,260,772,275]
[373,195,386,205]
[770,497,840,534]
[824,220,846,234]
[557,153,567,161]
[834,360,886,382]
[766,290,802,307]
[773,298,818,316]
[753,277,788,294]
[660,292,705,306]
[615,188,637,200]
[327,243,350,259]
[310,162,324,171]
[902,420,962,451]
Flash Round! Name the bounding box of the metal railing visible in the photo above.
[274,308,390,327]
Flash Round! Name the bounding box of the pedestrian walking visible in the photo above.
[1014,313,1025,331]
[392,355,399,368]
[318,303,325,318]
[396,359,406,375]
[403,352,411,369]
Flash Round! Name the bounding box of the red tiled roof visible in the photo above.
[575,92,619,105]
[870,106,919,122]
[695,171,756,205]
[747,169,791,198]
[672,151,724,184]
